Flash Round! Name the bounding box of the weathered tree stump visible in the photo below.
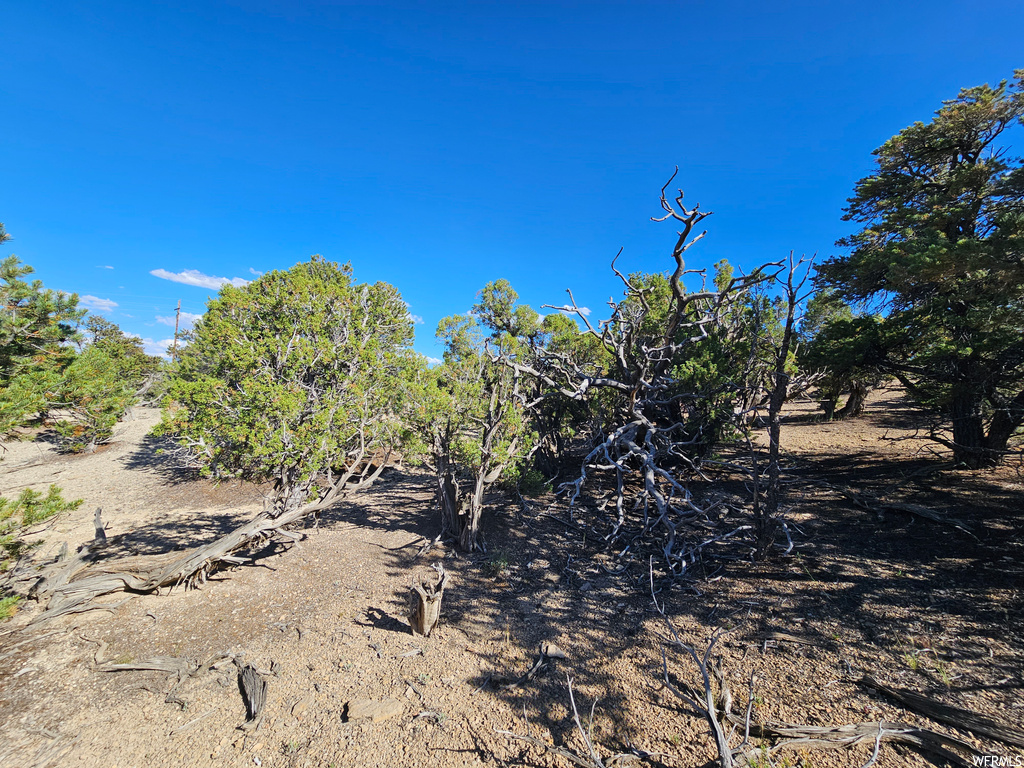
[408,563,449,637]
[237,664,267,728]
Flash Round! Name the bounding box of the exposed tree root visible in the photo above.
[21,492,349,627]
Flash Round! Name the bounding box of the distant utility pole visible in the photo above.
[171,299,181,361]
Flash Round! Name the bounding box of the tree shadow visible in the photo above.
[120,433,199,485]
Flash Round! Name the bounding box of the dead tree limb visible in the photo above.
[24,487,360,626]
[860,674,1024,749]
[733,718,981,767]
[490,175,787,574]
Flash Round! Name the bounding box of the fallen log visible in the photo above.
[736,718,981,768]
[25,491,349,627]
[860,674,1024,749]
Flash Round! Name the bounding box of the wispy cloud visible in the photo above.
[150,268,249,290]
[553,305,591,317]
[141,337,180,358]
[156,311,203,328]
[409,314,424,325]
[249,267,264,276]
[79,295,118,313]
[97,265,114,270]
[425,356,442,366]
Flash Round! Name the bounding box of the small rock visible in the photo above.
[579,581,593,592]
[292,698,310,718]
[345,698,404,723]
[542,573,560,583]
[541,642,568,660]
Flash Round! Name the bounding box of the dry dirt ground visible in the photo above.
[0,391,1022,768]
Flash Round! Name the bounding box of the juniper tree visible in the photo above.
[158,256,414,514]
[818,71,1024,466]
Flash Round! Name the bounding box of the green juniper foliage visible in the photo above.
[0,484,83,570]
[406,288,533,552]
[817,71,1024,466]
[157,256,414,514]
[0,227,84,436]
[54,346,136,452]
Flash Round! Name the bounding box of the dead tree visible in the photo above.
[16,466,391,626]
[493,170,783,575]
[755,252,813,558]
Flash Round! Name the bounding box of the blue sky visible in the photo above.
[3,1,1021,360]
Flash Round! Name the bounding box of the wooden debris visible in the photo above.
[92,508,107,548]
[99,656,199,677]
[238,664,268,729]
[18,486,368,626]
[822,484,975,535]
[171,708,216,736]
[735,718,982,768]
[860,674,1024,748]
[408,563,449,637]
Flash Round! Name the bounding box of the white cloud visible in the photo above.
[97,265,114,269]
[425,356,442,366]
[409,314,424,325]
[249,267,264,276]
[156,311,203,328]
[150,268,249,290]
[79,295,118,313]
[553,305,592,317]
[141,337,181,358]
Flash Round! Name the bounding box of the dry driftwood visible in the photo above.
[822,483,975,536]
[23,492,349,627]
[650,560,979,768]
[237,663,268,729]
[736,717,981,767]
[408,563,449,637]
[860,674,1024,749]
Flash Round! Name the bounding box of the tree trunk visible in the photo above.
[950,386,989,468]
[836,380,868,419]
[821,395,839,420]
[434,437,483,553]
[984,389,1024,463]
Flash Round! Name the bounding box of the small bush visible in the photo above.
[0,594,21,620]
[0,485,82,569]
[516,467,550,497]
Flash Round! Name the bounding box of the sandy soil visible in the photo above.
[0,391,1022,768]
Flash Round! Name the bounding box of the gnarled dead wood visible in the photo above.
[408,563,449,637]
[860,674,1024,749]
[237,663,268,729]
[734,718,981,768]
[25,490,350,627]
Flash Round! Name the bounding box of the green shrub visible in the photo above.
[157,257,414,515]
[55,347,135,452]
[0,485,82,569]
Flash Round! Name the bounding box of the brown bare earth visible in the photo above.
[1,390,1022,768]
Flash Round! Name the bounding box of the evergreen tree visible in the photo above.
[818,72,1024,466]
